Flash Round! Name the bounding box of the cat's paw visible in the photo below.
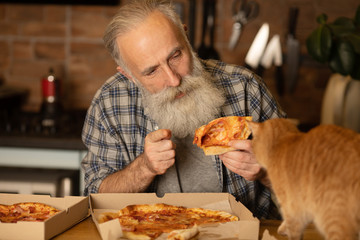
[278,221,303,240]
[278,223,287,236]
[277,221,288,236]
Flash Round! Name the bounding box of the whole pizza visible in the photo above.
[98,203,239,240]
[0,202,60,223]
[193,116,253,155]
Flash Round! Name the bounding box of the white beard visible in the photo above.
[139,54,226,138]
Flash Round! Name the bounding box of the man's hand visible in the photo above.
[99,129,176,193]
[143,129,176,175]
[219,140,268,185]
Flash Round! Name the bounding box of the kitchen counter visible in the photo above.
[54,216,324,240]
[0,135,86,150]
[0,110,88,196]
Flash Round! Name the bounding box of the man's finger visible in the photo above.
[147,129,172,143]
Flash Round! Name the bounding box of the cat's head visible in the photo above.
[247,118,299,167]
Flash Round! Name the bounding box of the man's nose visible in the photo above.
[163,65,181,87]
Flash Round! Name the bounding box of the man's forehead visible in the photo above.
[116,11,185,73]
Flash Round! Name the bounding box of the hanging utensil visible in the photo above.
[259,34,284,95]
[286,7,300,93]
[197,0,209,58]
[228,0,259,50]
[244,23,269,73]
[197,0,220,60]
[188,0,196,47]
[207,0,220,59]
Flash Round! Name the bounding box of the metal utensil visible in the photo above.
[188,0,196,47]
[197,0,219,60]
[286,7,300,93]
[197,0,209,58]
[228,0,259,50]
[207,0,220,59]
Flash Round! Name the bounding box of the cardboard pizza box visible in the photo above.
[0,193,89,240]
[90,192,260,240]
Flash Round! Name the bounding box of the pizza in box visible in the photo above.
[0,202,60,223]
[98,203,239,240]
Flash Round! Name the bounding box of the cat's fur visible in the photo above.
[248,118,360,240]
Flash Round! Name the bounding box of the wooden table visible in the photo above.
[54,217,324,239]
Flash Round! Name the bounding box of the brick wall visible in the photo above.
[0,0,358,126]
[0,3,119,110]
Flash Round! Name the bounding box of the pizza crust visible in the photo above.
[98,211,119,224]
[167,225,199,240]
[201,146,237,156]
[123,231,152,240]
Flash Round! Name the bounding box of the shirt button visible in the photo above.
[154,125,159,130]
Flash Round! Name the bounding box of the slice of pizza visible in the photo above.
[193,116,253,155]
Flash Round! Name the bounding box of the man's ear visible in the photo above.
[116,66,136,84]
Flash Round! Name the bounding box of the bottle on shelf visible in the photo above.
[40,68,62,134]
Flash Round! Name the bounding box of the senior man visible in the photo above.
[81,0,286,219]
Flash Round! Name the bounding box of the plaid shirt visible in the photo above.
[81,59,286,219]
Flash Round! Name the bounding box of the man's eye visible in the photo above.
[146,69,156,76]
[172,51,182,59]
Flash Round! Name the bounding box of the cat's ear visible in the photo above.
[247,120,260,136]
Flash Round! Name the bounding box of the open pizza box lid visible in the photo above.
[90,192,260,240]
[0,193,89,240]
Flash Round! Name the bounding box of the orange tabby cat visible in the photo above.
[248,118,360,240]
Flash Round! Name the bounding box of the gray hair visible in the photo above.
[103,0,187,74]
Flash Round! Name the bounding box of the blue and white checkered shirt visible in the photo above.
[81,59,286,219]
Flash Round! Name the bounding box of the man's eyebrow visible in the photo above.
[140,46,183,76]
